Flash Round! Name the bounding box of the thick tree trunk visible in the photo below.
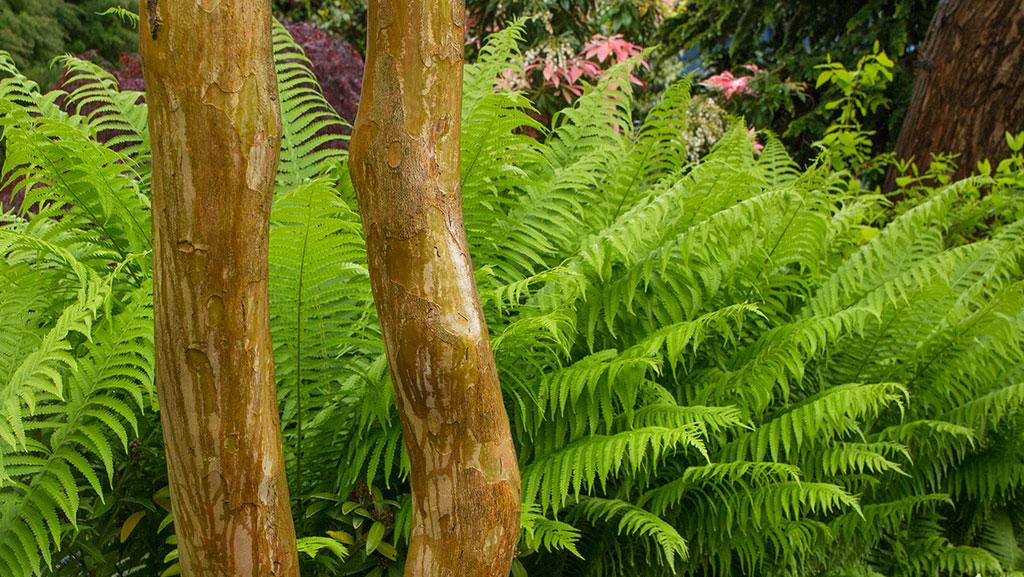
[891,0,1024,183]
[348,1,521,576]
[139,1,299,575]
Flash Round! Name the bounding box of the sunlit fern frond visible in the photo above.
[272,21,349,190]
[53,56,151,180]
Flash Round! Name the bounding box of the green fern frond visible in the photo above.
[642,460,802,515]
[523,425,707,514]
[575,497,688,569]
[461,21,546,253]
[272,21,349,190]
[0,268,149,576]
[721,382,908,464]
[53,55,151,177]
[809,181,974,317]
[2,111,151,264]
[269,175,381,496]
[520,505,583,558]
[296,536,349,560]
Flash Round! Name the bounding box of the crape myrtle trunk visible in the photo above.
[890,0,1024,184]
[139,0,300,574]
[348,1,522,576]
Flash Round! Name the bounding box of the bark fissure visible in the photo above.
[140,0,299,575]
[349,1,522,576]
[146,0,161,40]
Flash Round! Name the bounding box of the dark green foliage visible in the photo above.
[658,0,941,159]
[467,0,664,47]
[2,22,1024,577]
[661,0,938,71]
[273,0,367,52]
[0,0,138,87]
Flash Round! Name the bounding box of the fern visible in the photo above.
[522,425,707,514]
[574,497,688,570]
[272,21,349,190]
[269,177,377,497]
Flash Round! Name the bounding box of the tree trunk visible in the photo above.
[891,0,1024,183]
[348,1,522,576]
[139,1,299,575]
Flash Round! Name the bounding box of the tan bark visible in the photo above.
[890,0,1024,184]
[348,1,522,576]
[139,1,299,575]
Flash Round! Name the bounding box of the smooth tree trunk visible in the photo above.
[139,1,299,575]
[891,0,1024,182]
[348,1,522,576]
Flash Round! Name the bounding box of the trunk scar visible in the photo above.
[147,0,162,40]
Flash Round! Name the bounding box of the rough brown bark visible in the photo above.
[891,0,1024,183]
[348,1,522,576]
[139,1,299,575]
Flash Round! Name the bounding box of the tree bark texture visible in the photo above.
[892,0,1024,181]
[348,1,522,576]
[139,1,299,575]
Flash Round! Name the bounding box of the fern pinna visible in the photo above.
[2,22,1024,577]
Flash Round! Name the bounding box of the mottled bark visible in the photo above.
[139,1,299,575]
[891,0,1024,183]
[348,1,521,576]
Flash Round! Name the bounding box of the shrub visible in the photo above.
[281,21,363,125]
[656,0,942,160]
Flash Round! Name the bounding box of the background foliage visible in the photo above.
[0,0,137,86]
[658,0,942,159]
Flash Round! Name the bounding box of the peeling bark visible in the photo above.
[140,1,299,575]
[890,0,1024,183]
[348,1,522,576]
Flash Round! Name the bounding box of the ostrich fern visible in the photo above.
[2,22,1023,577]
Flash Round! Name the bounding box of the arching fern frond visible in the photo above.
[574,497,688,570]
[272,21,349,190]
[53,55,150,179]
[523,425,707,514]
[720,382,908,464]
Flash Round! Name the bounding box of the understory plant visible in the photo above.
[1,22,1023,577]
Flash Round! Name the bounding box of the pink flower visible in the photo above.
[582,34,644,64]
[700,71,753,99]
[563,58,602,85]
[748,128,764,154]
[520,35,648,104]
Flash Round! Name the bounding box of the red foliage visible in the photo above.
[0,174,25,214]
[514,33,645,103]
[111,52,145,92]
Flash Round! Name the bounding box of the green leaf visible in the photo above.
[366,521,386,555]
